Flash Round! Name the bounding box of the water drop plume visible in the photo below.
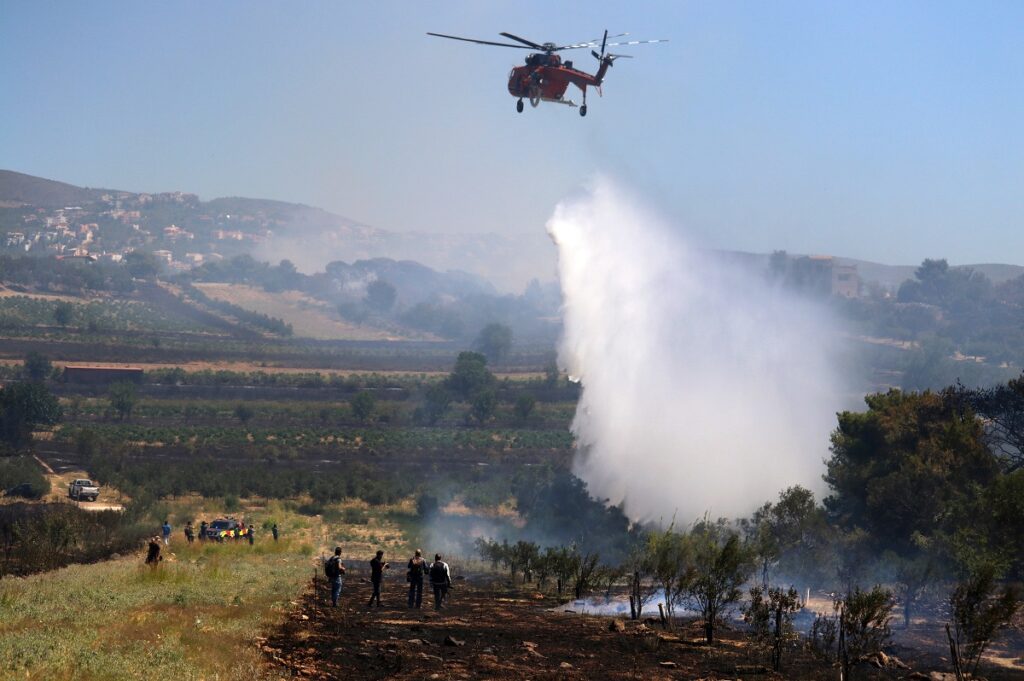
[547,177,846,524]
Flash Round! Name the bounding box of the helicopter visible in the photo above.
[426,30,667,117]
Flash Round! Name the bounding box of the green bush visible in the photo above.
[0,456,50,499]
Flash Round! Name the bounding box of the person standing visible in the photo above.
[407,549,426,608]
[247,525,255,546]
[429,553,451,610]
[325,547,346,607]
[199,519,208,542]
[161,520,171,545]
[184,521,195,544]
[367,550,389,608]
[145,536,162,568]
[271,523,279,542]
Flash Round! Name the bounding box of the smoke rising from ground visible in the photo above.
[548,177,848,524]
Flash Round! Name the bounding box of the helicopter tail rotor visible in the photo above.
[592,29,609,62]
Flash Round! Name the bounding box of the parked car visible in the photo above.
[205,518,241,541]
[68,478,100,502]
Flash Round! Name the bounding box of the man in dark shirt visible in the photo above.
[367,550,389,608]
[407,549,426,608]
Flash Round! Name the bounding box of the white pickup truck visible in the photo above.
[68,478,100,502]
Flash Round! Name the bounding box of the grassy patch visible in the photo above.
[0,529,312,680]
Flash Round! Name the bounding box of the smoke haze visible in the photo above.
[548,177,848,524]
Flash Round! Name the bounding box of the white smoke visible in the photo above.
[548,177,847,524]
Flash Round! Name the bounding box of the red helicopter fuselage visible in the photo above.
[507,52,611,107]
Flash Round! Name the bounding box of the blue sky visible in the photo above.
[2,1,1022,266]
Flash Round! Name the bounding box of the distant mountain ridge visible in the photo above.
[2,170,1021,290]
[834,257,1024,288]
[0,170,112,207]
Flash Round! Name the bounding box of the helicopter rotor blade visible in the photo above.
[603,39,669,47]
[426,32,533,49]
[555,33,629,50]
[498,32,545,49]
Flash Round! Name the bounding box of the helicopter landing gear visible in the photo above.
[516,99,524,113]
[579,105,587,117]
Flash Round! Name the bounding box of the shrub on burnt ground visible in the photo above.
[0,503,151,577]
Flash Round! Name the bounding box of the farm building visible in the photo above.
[63,365,144,384]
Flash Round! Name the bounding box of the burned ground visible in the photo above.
[261,568,1022,681]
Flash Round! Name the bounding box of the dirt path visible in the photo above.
[34,451,126,512]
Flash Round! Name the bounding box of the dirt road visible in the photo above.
[34,452,125,512]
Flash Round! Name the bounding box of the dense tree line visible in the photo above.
[0,254,136,293]
[74,430,415,507]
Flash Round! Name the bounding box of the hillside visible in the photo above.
[836,256,1024,288]
[3,170,1022,292]
[193,282,429,341]
[0,169,109,208]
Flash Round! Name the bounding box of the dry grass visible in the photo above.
[194,283,416,341]
[0,505,317,681]
[0,285,83,302]
[0,497,427,680]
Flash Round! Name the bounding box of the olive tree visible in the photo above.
[686,521,753,644]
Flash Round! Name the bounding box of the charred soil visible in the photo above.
[261,573,969,681]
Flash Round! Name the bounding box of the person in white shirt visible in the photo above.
[429,553,452,610]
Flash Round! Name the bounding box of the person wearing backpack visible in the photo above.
[406,549,427,608]
[429,553,451,610]
[324,547,346,607]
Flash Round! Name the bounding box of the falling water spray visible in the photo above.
[547,177,847,523]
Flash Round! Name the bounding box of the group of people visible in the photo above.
[145,519,280,566]
[325,548,452,611]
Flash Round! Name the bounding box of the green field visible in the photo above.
[0,506,316,681]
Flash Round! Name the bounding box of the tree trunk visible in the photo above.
[772,604,783,671]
